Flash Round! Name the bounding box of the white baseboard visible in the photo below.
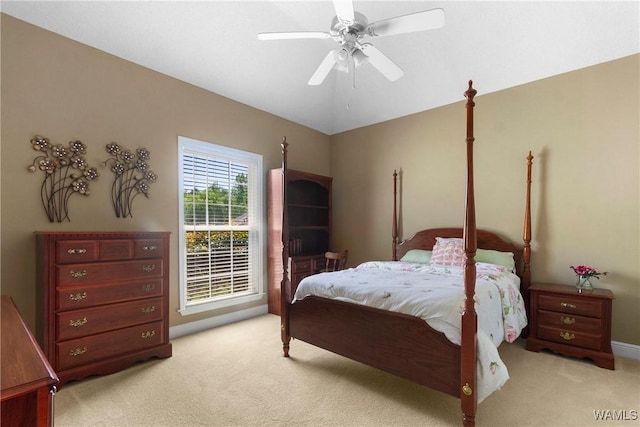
[169,304,269,339]
[612,341,640,360]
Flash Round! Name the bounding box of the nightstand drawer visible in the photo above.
[538,294,602,317]
[538,325,601,350]
[537,310,600,335]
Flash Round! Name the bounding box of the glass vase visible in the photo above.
[576,276,593,290]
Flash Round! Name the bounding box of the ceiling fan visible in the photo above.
[258,0,445,86]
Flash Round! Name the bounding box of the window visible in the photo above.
[178,136,264,315]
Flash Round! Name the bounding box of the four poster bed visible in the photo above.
[278,81,533,426]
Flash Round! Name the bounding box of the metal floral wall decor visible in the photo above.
[27,135,100,222]
[103,142,157,218]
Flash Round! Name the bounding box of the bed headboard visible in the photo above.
[392,150,534,295]
[395,228,525,279]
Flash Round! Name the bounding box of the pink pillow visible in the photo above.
[429,237,465,267]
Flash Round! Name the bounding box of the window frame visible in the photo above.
[177,136,265,316]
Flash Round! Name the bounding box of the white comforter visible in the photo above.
[293,261,528,402]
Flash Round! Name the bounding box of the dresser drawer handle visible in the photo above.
[141,330,156,339]
[69,269,87,278]
[143,245,158,251]
[69,347,87,356]
[142,306,155,315]
[69,292,87,301]
[142,284,156,292]
[142,264,156,272]
[560,316,575,325]
[560,302,576,309]
[67,248,87,254]
[69,317,88,327]
[560,331,575,341]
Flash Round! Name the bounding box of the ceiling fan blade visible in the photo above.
[332,0,355,24]
[360,44,404,82]
[308,50,338,85]
[367,8,445,37]
[258,31,332,41]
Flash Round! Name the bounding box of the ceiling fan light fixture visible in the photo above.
[336,47,349,62]
[352,48,369,67]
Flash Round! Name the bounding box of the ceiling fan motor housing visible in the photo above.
[331,11,368,36]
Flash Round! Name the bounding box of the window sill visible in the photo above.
[178,292,265,316]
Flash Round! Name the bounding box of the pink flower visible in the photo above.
[490,362,499,375]
[570,264,607,279]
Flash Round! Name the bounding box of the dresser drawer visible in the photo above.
[57,278,163,310]
[537,309,600,335]
[57,259,163,286]
[537,325,601,350]
[291,259,313,273]
[57,297,163,340]
[99,240,134,260]
[135,239,164,259]
[538,294,602,317]
[57,240,99,264]
[56,321,164,371]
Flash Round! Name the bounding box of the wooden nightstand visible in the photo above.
[526,283,614,369]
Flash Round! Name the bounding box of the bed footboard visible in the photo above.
[290,296,461,397]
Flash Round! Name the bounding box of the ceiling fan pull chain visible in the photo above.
[350,52,356,89]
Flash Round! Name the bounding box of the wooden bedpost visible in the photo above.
[392,169,398,261]
[461,80,478,427]
[280,137,291,357]
[522,151,534,312]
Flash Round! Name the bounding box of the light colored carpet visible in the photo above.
[55,314,640,427]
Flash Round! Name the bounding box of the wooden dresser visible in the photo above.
[1,295,58,427]
[35,231,172,386]
[526,282,614,369]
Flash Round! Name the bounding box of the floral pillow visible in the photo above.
[428,237,465,267]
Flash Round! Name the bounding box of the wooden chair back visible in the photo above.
[324,250,349,272]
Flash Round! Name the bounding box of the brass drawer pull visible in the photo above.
[141,330,156,339]
[70,269,87,278]
[69,292,87,301]
[560,331,575,341]
[560,316,575,325]
[67,248,87,254]
[143,245,158,251]
[69,317,88,327]
[560,302,576,309]
[142,284,156,292]
[142,264,156,272]
[69,347,87,356]
[142,306,155,315]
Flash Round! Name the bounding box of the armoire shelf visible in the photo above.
[267,169,332,315]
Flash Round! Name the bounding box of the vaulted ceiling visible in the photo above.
[2,1,638,135]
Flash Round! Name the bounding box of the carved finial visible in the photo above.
[281,136,288,150]
[465,80,477,101]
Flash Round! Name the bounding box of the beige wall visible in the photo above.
[0,14,331,329]
[2,14,639,346]
[331,54,640,345]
